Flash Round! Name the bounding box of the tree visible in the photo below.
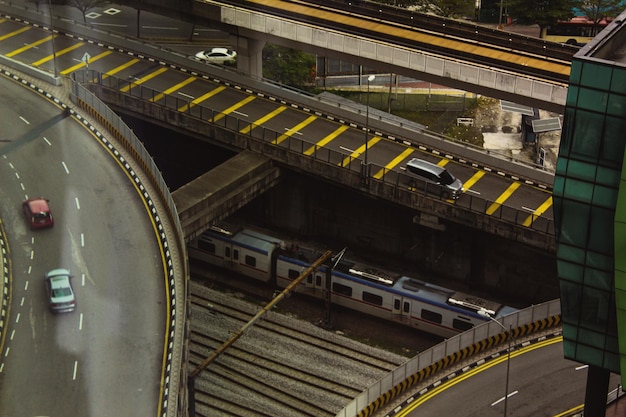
[506,0,581,31]
[578,0,624,32]
[406,0,476,18]
[65,0,110,23]
[262,44,316,89]
[375,0,476,19]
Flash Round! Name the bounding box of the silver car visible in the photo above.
[406,158,464,199]
[44,268,76,313]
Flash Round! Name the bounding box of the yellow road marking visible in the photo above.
[120,66,168,93]
[304,125,349,156]
[373,147,413,179]
[399,336,563,415]
[177,85,226,112]
[103,58,140,79]
[272,115,318,145]
[213,95,256,123]
[522,196,553,227]
[463,170,486,192]
[0,26,30,42]
[553,404,584,417]
[338,136,382,167]
[437,159,450,167]
[240,105,287,134]
[150,76,196,102]
[60,50,114,75]
[31,41,84,66]
[6,34,54,57]
[486,182,521,215]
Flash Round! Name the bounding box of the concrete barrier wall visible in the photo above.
[336,299,562,417]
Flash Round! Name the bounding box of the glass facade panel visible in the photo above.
[609,67,626,94]
[580,62,612,90]
[588,207,614,253]
[556,200,589,245]
[585,251,613,272]
[576,343,605,366]
[579,327,610,349]
[560,280,583,319]
[571,110,604,161]
[567,160,596,181]
[607,93,626,116]
[563,178,594,202]
[569,60,582,84]
[557,242,586,263]
[584,267,612,291]
[557,259,583,282]
[596,165,621,187]
[602,115,626,164]
[577,87,608,112]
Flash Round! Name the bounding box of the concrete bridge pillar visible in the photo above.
[231,35,265,77]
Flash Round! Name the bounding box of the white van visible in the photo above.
[406,158,464,199]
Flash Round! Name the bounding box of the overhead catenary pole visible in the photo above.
[189,250,333,380]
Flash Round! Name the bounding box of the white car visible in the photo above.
[195,48,237,65]
[44,268,76,313]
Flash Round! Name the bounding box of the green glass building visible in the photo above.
[553,10,626,414]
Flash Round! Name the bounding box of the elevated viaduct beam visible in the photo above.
[172,151,281,241]
[119,0,568,113]
[87,82,555,252]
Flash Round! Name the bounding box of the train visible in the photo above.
[188,223,518,338]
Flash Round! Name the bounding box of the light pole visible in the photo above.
[364,74,375,168]
[47,0,58,78]
[479,310,512,417]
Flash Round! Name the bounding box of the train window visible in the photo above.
[316,275,322,286]
[362,291,383,306]
[453,318,474,332]
[333,282,352,297]
[307,274,313,284]
[421,309,442,324]
[394,299,401,310]
[225,247,230,258]
[403,301,410,313]
[287,269,299,279]
[244,255,256,267]
[233,249,239,260]
[197,240,215,254]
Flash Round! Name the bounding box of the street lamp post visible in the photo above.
[479,310,512,417]
[364,74,375,168]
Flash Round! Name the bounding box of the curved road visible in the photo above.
[0,72,167,415]
[394,336,621,417]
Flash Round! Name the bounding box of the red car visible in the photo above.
[22,198,54,229]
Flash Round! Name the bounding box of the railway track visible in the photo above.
[188,279,408,417]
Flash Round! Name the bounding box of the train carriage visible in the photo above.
[189,224,518,338]
[189,224,284,283]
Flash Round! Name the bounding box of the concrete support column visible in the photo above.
[584,364,610,416]
[230,35,265,77]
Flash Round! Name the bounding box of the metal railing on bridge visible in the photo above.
[74,71,556,245]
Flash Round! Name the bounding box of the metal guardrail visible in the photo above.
[74,71,556,240]
[67,75,190,417]
[336,299,562,417]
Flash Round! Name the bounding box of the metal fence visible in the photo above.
[74,70,556,237]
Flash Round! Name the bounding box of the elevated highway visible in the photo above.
[0,4,568,417]
[131,0,575,113]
